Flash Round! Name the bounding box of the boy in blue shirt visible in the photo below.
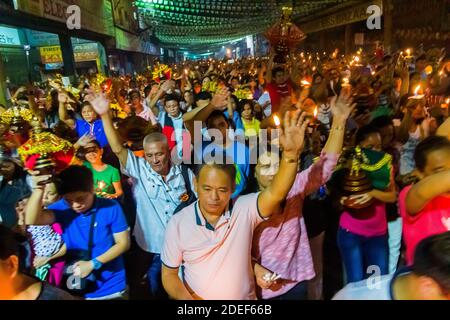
[25,166,130,300]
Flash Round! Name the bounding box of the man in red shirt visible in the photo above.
[265,66,293,114]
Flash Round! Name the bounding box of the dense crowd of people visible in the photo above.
[1,46,450,300]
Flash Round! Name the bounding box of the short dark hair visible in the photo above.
[370,116,393,129]
[55,165,94,195]
[272,66,285,78]
[414,136,450,171]
[195,162,237,187]
[165,94,179,104]
[129,90,141,100]
[206,110,228,129]
[0,225,26,260]
[195,91,212,102]
[355,125,380,146]
[413,231,450,293]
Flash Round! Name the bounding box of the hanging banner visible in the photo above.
[40,43,98,64]
[73,42,98,61]
[40,45,62,64]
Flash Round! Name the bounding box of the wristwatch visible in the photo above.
[91,258,103,270]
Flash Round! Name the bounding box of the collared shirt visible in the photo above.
[252,151,339,299]
[162,193,266,300]
[123,150,194,253]
[48,197,128,299]
[75,119,108,148]
[138,102,158,125]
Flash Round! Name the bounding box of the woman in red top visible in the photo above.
[399,135,450,265]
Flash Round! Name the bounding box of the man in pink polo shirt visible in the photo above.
[399,135,450,266]
[161,109,310,300]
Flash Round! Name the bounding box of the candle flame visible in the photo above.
[446,98,450,104]
[98,181,106,190]
[406,49,411,56]
[414,85,421,95]
[273,115,281,127]
[301,79,311,86]
[313,107,318,118]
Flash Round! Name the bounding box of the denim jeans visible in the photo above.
[387,218,403,274]
[146,253,165,298]
[125,239,167,300]
[337,227,389,284]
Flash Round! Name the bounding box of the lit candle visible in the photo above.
[409,84,424,100]
[301,79,311,87]
[414,84,421,96]
[273,114,281,127]
[97,181,106,191]
[313,106,318,118]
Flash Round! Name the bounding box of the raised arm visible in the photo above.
[57,91,71,124]
[24,174,55,226]
[257,110,309,218]
[323,90,356,154]
[406,170,450,216]
[182,87,229,140]
[147,80,174,118]
[87,93,128,166]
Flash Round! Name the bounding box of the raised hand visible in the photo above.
[160,80,176,92]
[85,91,110,116]
[211,87,230,110]
[279,109,309,158]
[330,89,356,124]
[75,134,94,148]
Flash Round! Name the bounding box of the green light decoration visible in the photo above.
[134,0,348,49]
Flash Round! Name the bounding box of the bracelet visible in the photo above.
[91,258,103,270]
[282,156,299,163]
[331,125,346,131]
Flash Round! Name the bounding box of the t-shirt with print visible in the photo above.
[84,162,121,195]
[398,185,450,265]
[48,197,129,299]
